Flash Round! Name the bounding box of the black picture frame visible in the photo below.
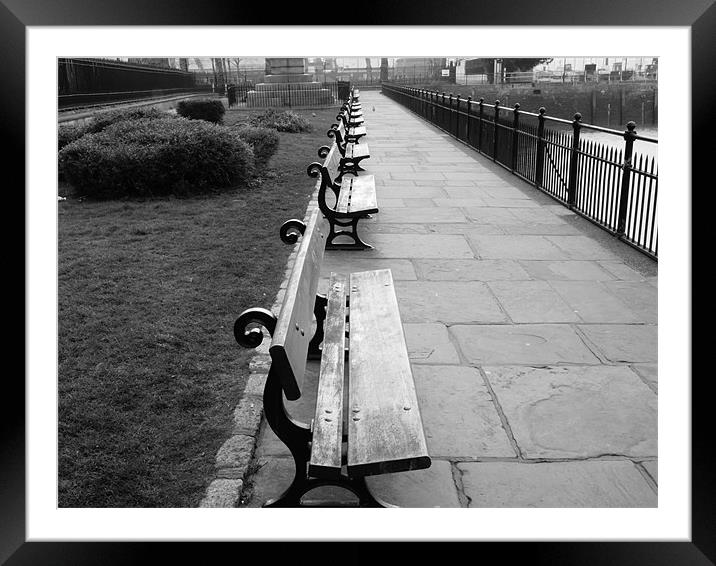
[8,0,711,563]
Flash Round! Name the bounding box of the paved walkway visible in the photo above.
[241,90,658,508]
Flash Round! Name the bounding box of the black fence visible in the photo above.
[58,58,208,110]
[229,81,348,108]
[382,83,658,259]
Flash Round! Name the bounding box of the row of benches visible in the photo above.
[310,91,376,250]
[234,88,431,507]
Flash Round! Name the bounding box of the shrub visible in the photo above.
[58,123,90,151]
[58,117,255,198]
[234,125,280,168]
[58,108,174,152]
[248,109,313,133]
[175,98,226,123]
[85,107,172,134]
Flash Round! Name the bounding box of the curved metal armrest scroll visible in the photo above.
[317,145,331,158]
[280,218,306,244]
[234,308,277,349]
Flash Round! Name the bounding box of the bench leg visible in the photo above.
[307,294,327,360]
[261,367,389,508]
[261,367,312,507]
[265,475,390,508]
[337,158,367,181]
[326,217,373,250]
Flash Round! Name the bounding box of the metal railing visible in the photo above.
[382,83,658,259]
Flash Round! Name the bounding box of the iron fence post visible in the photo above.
[493,100,500,162]
[448,93,453,134]
[535,107,546,189]
[455,94,461,138]
[466,96,472,146]
[478,98,484,153]
[616,121,637,236]
[441,92,446,129]
[567,112,582,207]
[511,103,520,172]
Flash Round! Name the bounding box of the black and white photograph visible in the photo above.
[56,54,661,511]
[11,3,712,562]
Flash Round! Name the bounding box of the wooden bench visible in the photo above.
[338,104,365,128]
[307,143,377,250]
[323,121,370,178]
[335,108,367,144]
[234,209,431,507]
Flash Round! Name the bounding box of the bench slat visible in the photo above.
[336,176,378,215]
[347,269,431,477]
[269,209,329,401]
[349,126,367,137]
[308,273,347,478]
[346,143,370,160]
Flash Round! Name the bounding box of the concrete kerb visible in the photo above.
[198,184,320,508]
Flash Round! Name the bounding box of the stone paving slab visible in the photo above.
[427,223,506,235]
[451,324,600,365]
[632,363,658,392]
[415,259,531,281]
[458,460,656,507]
[598,260,649,281]
[362,234,475,258]
[394,281,507,323]
[468,234,570,260]
[462,208,522,225]
[549,280,642,323]
[488,281,581,323]
[578,324,658,363]
[483,365,657,459]
[519,260,618,281]
[412,365,515,458]
[499,223,582,235]
[642,460,658,484]
[376,207,468,224]
[404,323,461,364]
[366,459,462,507]
[403,198,439,208]
[547,235,620,260]
[374,187,447,198]
[602,280,658,323]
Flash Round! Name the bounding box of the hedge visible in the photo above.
[248,109,313,133]
[234,125,280,169]
[58,107,174,151]
[176,98,226,123]
[58,117,255,198]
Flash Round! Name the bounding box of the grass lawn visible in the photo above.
[58,106,339,507]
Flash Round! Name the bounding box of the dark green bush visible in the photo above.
[248,109,313,133]
[86,107,172,133]
[58,117,255,198]
[58,123,90,151]
[58,108,174,152]
[176,98,226,123]
[234,125,280,168]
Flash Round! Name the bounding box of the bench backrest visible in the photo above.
[327,122,348,156]
[269,208,329,401]
[311,141,341,186]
